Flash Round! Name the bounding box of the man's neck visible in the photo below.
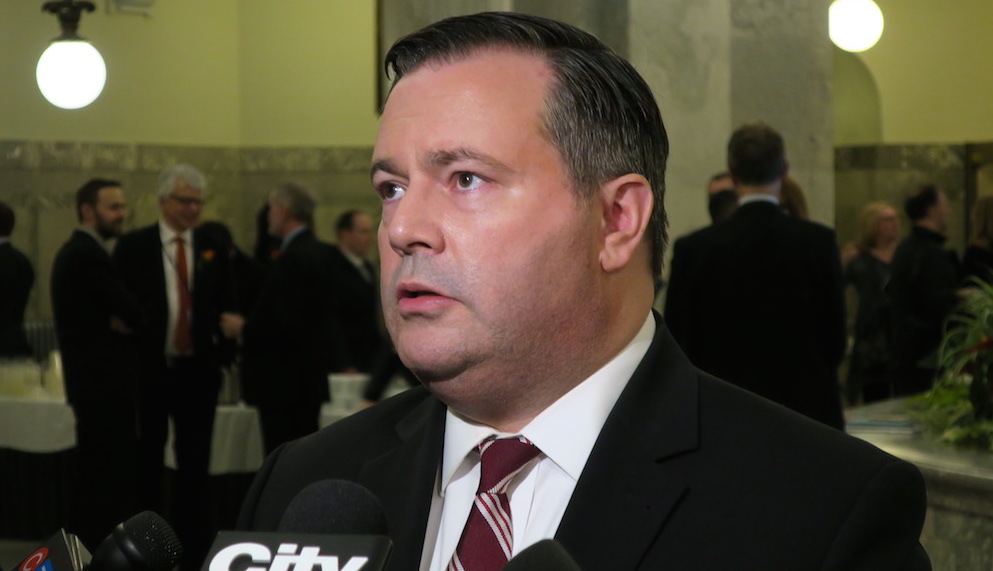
[915,219,945,235]
[736,181,781,199]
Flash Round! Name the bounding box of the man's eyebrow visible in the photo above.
[370,157,404,180]
[425,148,511,173]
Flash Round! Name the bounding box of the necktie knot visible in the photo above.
[476,436,540,494]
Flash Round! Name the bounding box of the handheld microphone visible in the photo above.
[502,539,582,570]
[88,511,183,571]
[14,511,181,571]
[203,479,392,571]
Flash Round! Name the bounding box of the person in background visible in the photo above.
[706,171,737,224]
[780,175,810,220]
[666,122,847,429]
[221,182,347,454]
[887,184,961,397]
[328,210,382,371]
[51,179,143,549]
[113,164,233,570]
[842,202,900,405]
[239,12,928,570]
[0,200,35,358]
[962,195,993,285]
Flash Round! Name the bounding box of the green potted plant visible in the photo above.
[906,278,993,448]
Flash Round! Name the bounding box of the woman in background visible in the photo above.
[843,202,900,405]
[780,176,809,220]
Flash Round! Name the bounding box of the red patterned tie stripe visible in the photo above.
[448,436,541,571]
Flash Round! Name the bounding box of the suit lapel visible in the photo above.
[556,317,701,570]
[358,394,446,571]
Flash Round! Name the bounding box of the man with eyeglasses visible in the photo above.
[113,163,234,571]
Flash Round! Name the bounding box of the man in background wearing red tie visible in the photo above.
[239,12,930,571]
[114,164,233,571]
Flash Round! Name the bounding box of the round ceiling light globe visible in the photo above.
[36,40,107,110]
[829,0,884,52]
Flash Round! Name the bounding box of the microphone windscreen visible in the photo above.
[502,539,582,571]
[91,510,182,571]
[278,479,389,536]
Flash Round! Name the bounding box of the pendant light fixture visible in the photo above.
[37,0,107,110]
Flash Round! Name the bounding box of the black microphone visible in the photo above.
[502,539,582,570]
[278,479,389,535]
[14,512,181,571]
[87,511,183,571]
[203,479,392,571]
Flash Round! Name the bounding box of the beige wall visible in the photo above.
[835,0,993,145]
[0,1,379,146]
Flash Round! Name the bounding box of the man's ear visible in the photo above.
[598,174,653,273]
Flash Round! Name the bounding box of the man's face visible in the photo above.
[267,196,287,238]
[371,50,603,412]
[934,191,951,232]
[876,206,900,243]
[159,181,203,232]
[340,213,375,257]
[93,186,127,239]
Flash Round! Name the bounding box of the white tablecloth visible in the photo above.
[0,374,406,474]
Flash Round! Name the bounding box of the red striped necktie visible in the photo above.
[448,436,541,571]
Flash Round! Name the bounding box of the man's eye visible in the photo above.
[455,172,485,191]
[377,183,406,202]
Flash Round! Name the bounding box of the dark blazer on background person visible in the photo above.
[664,200,847,428]
[112,220,234,567]
[52,230,144,403]
[238,316,929,571]
[112,222,233,370]
[0,240,35,357]
[328,244,381,371]
[239,228,349,453]
[51,229,144,548]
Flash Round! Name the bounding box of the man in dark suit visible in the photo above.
[51,179,143,549]
[888,185,961,396]
[112,164,232,570]
[665,123,847,429]
[0,201,34,358]
[238,13,929,570]
[221,182,345,454]
[329,210,381,371]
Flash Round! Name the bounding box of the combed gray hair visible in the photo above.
[270,181,316,227]
[157,164,207,199]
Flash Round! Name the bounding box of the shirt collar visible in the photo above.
[739,193,780,207]
[159,220,193,245]
[340,246,366,269]
[439,313,656,493]
[282,226,308,250]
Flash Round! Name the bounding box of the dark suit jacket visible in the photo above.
[664,201,847,428]
[328,245,381,371]
[51,230,143,404]
[0,241,35,357]
[887,226,961,373]
[112,222,233,369]
[240,229,347,407]
[238,317,929,571]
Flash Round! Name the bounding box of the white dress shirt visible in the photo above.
[160,222,194,356]
[422,313,656,570]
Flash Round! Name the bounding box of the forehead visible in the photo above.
[376,49,553,153]
[172,181,202,196]
[97,186,123,202]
